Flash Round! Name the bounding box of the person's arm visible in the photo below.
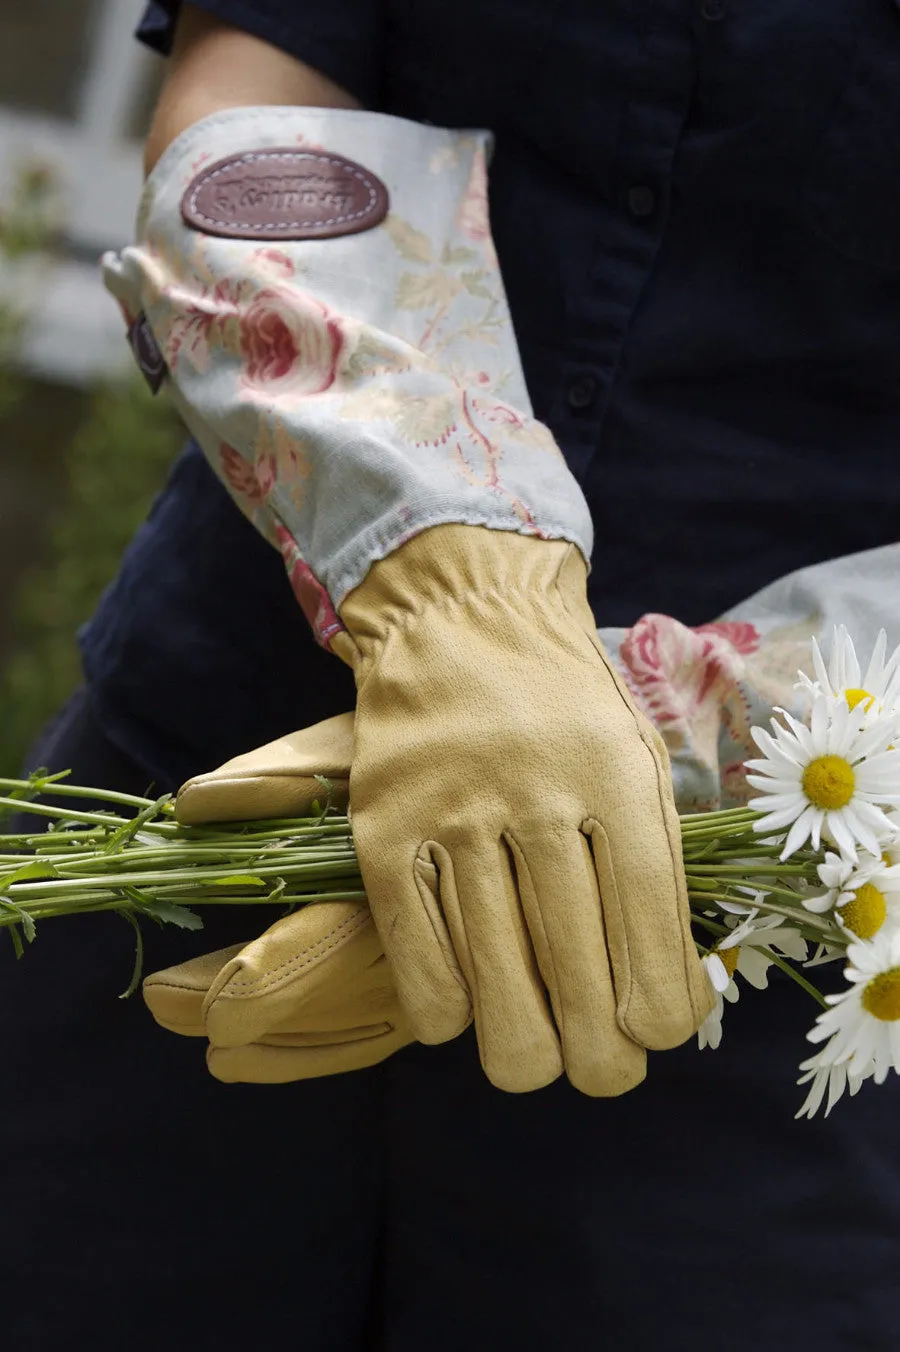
[144,4,359,175]
[106,20,713,1098]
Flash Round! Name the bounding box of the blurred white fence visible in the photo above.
[0,1,160,383]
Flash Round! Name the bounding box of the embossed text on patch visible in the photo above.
[181,148,390,241]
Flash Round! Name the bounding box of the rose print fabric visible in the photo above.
[102,107,593,641]
[599,543,900,813]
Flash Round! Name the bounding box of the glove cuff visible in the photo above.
[103,105,592,653]
[333,522,595,668]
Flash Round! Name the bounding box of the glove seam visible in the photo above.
[551,554,701,1028]
[346,580,573,668]
[221,910,372,996]
[502,829,567,1046]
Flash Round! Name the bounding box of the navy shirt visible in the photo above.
[82,0,900,787]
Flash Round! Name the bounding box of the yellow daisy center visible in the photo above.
[837,883,887,939]
[845,687,875,713]
[716,945,740,979]
[861,968,900,1022]
[801,755,856,810]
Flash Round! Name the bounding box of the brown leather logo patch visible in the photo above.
[181,148,390,241]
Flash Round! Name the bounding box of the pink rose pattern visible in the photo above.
[275,525,345,651]
[155,245,345,403]
[611,612,820,810]
[220,442,265,506]
[457,146,497,267]
[618,614,760,810]
[240,288,344,395]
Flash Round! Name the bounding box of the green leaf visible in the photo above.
[101,793,172,854]
[460,270,491,298]
[384,214,433,264]
[395,270,461,311]
[0,894,36,943]
[267,878,287,908]
[215,874,267,887]
[118,910,144,999]
[442,244,478,265]
[137,898,204,931]
[312,775,335,819]
[0,860,60,884]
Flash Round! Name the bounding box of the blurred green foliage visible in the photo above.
[0,165,60,421]
[0,165,180,771]
[0,382,179,771]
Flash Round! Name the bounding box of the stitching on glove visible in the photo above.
[629,728,702,1019]
[222,910,372,995]
[414,847,470,997]
[552,562,701,1019]
[502,830,566,1044]
[581,816,633,1026]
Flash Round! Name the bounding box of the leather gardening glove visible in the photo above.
[326,523,714,1097]
[118,109,711,1094]
[144,902,411,1083]
[143,713,414,1082]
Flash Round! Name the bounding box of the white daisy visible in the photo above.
[804,928,900,1086]
[880,809,900,868]
[745,695,900,862]
[802,850,900,938]
[697,911,808,1050]
[697,954,734,1051]
[795,1056,865,1120]
[799,626,900,724]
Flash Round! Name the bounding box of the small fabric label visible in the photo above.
[181,148,390,241]
[127,312,166,393]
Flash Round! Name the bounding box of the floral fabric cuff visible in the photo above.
[102,106,593,645]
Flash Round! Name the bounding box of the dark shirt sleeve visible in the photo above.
[136,0,385,107]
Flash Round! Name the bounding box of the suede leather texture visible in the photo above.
[334,524,712,1095]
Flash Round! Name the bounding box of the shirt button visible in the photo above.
[567,374,598,410]
[701,0,726,18]
[627,184,656,218]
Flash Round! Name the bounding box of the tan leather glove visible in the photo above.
[143,899,412,1083]
[328,524,712,1096]
[156,530,712,1095]
[144,712,414,1082]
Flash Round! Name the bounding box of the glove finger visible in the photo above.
[207,1024,413,1084]
[583,739,713,1050]
[357,848,473,1045]
[263,955,405,1035]
[430,838,563,1094]
[143,944,246,1036]
[176,711,355,824]
[202,900,380,1048]
[506,826,646,1097]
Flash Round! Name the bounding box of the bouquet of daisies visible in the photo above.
[3,625,900,1119]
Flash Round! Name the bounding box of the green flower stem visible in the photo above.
[0,795,141,827]
[687,887,835,939]
[0,777,166,811]
[0,779,847,1017]
[43,845,358,875]
[1,857,364,900]
[152,889,368,907]
[762,949,830,1008]
[684,863,815,876]
[0,888,370,928]
[680,807,759,827]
